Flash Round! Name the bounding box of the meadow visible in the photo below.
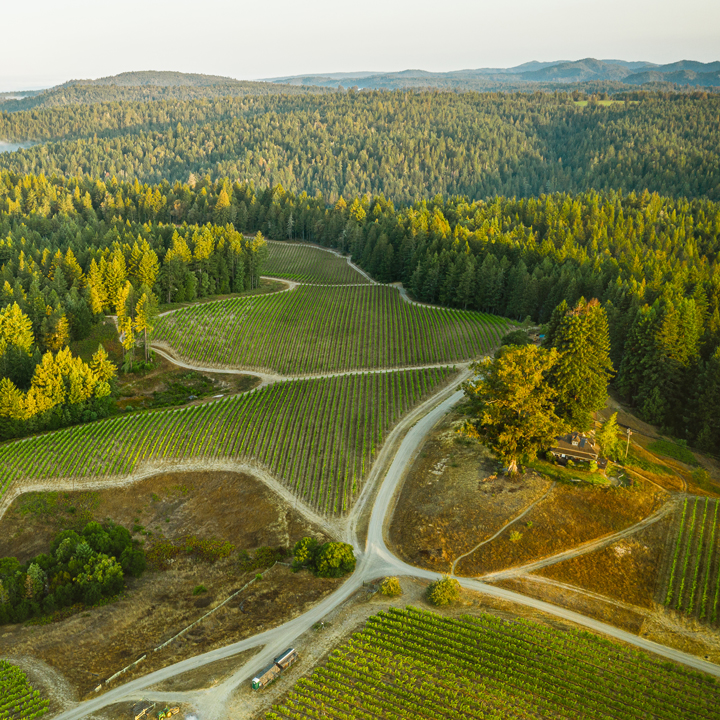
[154,285,507,375]
[267,606,720,719]
[0,368,455,515]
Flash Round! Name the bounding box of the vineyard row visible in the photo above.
[154,284,507,375]
[664,496,720,624]
[0,367,455,516]
[264,241,370,285]
[267,606,720,720]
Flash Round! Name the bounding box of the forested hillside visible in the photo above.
[0,74,326,112]
[0,92,718,201]
[0,172,718,452]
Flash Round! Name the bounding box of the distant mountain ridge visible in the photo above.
[265,59,720,89]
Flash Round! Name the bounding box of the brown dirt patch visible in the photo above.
[455,479,665,577]
[535,512,674,608]
[150,648,259,692]
[0,471,339,701]
[494,577,647,633]
[116,354,259,410]
[388,412,551,573]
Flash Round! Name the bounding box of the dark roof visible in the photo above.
[550,431,600,461]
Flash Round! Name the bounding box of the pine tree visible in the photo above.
[86,259,108,315]
[596,412,622,461]
[133,293,157,363]
[546,298,614,430]
[462,344,566,474]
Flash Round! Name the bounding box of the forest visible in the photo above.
[0,170,717,453]
[0,91,718,202]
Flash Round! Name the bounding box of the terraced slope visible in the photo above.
[0,368,455,515]
[154,285,507,375]
[264,242,370,284]
[267,606,720,719]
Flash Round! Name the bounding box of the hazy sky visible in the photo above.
[2,0,719,91]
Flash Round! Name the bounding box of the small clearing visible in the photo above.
[0,471,339,702]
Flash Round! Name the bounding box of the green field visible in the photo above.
[264,242,370,285]
[664,497,720,624]
[648,439,699,466]
[154,285,507,375]
[0,368,455,515]
[267,606,720,719]
[0,660,49,720]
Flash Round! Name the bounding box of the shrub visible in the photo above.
[314,542,356,578]
[292,537,320,571]
[427,576,460,606]
[510,530,523,543]
[379,577,403,597]
[692,467,711,490]
[192,584,207,595]
[500,329,532,347]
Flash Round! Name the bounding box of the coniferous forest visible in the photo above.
[0,88,718,451]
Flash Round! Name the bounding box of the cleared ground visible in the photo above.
[154,285,507,375]
[264,242,369,284]
[0,368,456,516]
[0,471,339,703]
[265,606,720,719]
[389,411,552,573]
[389,411,665,578]
[535,513,674,609]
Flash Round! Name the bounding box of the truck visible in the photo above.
[251,648,299,689]
[274,648,299,670]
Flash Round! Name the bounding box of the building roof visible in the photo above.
[550,431,600,461]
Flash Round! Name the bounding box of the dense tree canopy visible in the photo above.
[462,345,566,473]
[0,91,718,202]
[0,171,717,449]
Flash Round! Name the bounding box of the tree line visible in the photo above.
[0,172,267,439]
[0,171,718,454]
[0,91,717,202]
[0,520,145,625]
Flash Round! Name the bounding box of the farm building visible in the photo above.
[549,431,608,469]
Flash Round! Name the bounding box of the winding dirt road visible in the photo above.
[46,380,720,720]
[10,275,716,719]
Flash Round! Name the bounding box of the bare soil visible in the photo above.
[535,512,675,608]
[0,471,340,705]
[455,479,665,576]
[389,413,551,573]
[494,577,648,633]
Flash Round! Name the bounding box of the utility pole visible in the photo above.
[625,427,633,459]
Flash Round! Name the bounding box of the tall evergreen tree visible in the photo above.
[546,298,614,430]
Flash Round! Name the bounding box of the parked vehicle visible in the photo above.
[251,648,299,689]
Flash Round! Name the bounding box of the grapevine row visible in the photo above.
[264,241,370,285]
[154,285,507,375]
[664,496,720,625]
[0,368,456,516]
[267,607,720,720]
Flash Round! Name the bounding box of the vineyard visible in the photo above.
[154,285,507,375]
[663,496,720,624]
[0,661,49,720]
[264,242,370,285]
[0,367,455,515]
[267,606,720,719]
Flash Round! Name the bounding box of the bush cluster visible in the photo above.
[291,537,356,578]
[0,520,144,624]
[426,575,461,606]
